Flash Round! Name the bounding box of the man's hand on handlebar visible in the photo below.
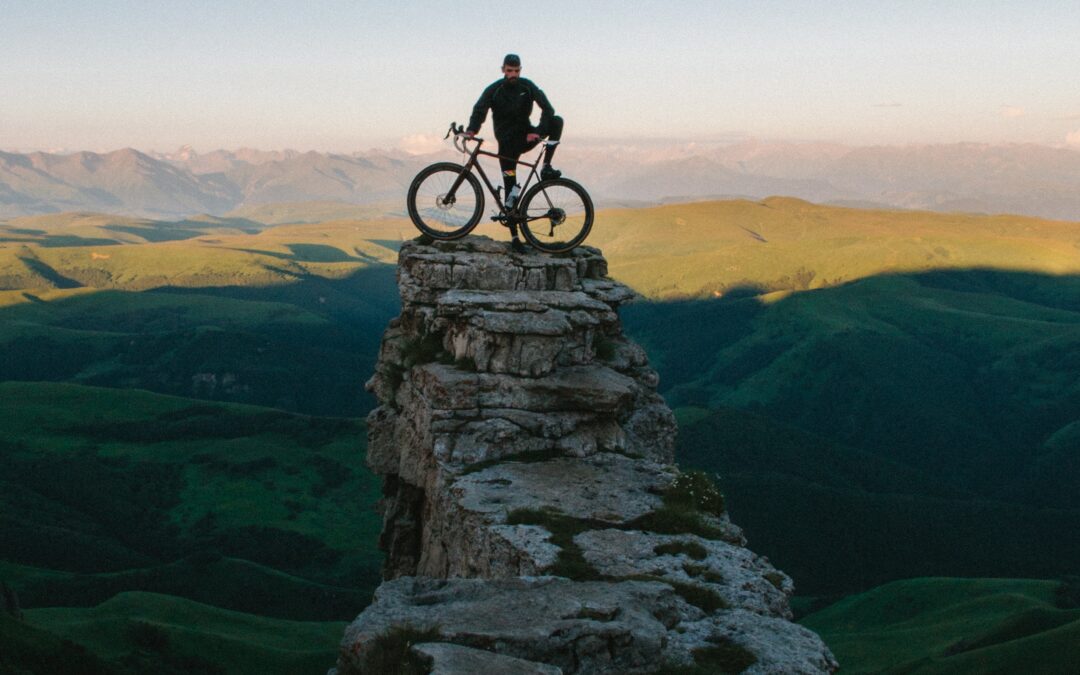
[464,130,476,139]
[526,133,540,143]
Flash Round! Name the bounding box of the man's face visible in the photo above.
[502,65,521,82]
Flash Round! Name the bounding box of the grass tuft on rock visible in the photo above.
[505,508,602,580]
[692,638,758,673]
[626,507,727,540]
[670,581,729,613]
[763,571,786,590]
[400,333,447,369]
[665,471,725,517]
[594,337,617,361]
[623,470,731,540]
[652,637,757,674]
[341,624,441,675]
[683,563,725,583]
[453,356,477,372]
[625,575,729,614]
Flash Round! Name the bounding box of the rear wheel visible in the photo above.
[518,178,594,252]
[406,162,484,239]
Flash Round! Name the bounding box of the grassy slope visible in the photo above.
[0,382,383,619]
[0,213,404,670]
[631,272,1080,488]
[801,578,1080,674]
[628,272,1080,487]
[672,405,1080,595]
[5,199,1080,671]
[224,200,403,224]
[25,592,346,675]
[0,267,400,417]
[589,197,1080,299]
[1,610,119,675]
[0,213,406,299]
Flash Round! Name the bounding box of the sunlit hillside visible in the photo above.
[588,197,1080,298]
[0,213,413,305]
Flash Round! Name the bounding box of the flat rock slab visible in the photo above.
[413,642,562,675]
[437,289,613,315]
[575,529,793,618]
[339,576,684,675]
[409,363,637,413]
[455,453,674,525]
[671,609,840,674]
[397,238,608,302]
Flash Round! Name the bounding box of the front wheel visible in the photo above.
[406,162,484,239]
[518,178,594,253]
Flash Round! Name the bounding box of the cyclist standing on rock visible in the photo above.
[465,53,563,252]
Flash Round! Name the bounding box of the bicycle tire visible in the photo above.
[518,178,594,253]
[406,162,484,239]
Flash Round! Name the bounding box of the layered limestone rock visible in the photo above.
[334,237,837,674]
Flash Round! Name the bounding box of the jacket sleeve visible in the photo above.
[531,82,556,136]
[467,84,494,133]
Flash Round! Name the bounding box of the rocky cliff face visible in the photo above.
[333,237,837,674]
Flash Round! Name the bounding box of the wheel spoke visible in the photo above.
[407,164,483,238]
[520,180,592,252]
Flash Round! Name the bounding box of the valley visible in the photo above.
[2,198,1078,673]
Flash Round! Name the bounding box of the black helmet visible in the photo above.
[503,53,521,67]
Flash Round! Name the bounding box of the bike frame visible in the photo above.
[447,135,547,220]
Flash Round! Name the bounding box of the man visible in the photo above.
[465,54,563,251]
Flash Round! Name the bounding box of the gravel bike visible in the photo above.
[406,122,594,253]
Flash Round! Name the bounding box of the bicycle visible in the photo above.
[406,122,594,253]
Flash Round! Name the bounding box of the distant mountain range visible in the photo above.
[4,141,1080,220]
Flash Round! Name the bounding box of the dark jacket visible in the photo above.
[467,77,555,143]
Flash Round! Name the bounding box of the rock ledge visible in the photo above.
[333,237,837,674]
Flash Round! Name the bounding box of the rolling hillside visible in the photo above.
[800,577,1080,674]
[2,197,1079,671]
[589,197,1080,299]
[0,382,381,673]
[25,592,347,675]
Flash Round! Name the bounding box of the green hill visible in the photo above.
[801,577,1080,674]
[1,609,118,675]
[24,592,346,675]
[589,197,1080,299]
[629,269,1080,492]
[0,382,383,620]
[672,405,1080,596]
[0,213,404,300]
[625,268,1080,596]
[224,200,402,224]
[4,198,1080,671]
[0,266,399,416]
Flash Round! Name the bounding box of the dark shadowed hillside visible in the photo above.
[623,269,1080,595]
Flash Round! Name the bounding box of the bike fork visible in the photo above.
[445,158,476,200]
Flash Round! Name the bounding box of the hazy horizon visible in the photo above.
[4,1,1080,153]
[6,135,1080,159]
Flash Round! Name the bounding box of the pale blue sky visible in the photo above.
[3,0,1079,152]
